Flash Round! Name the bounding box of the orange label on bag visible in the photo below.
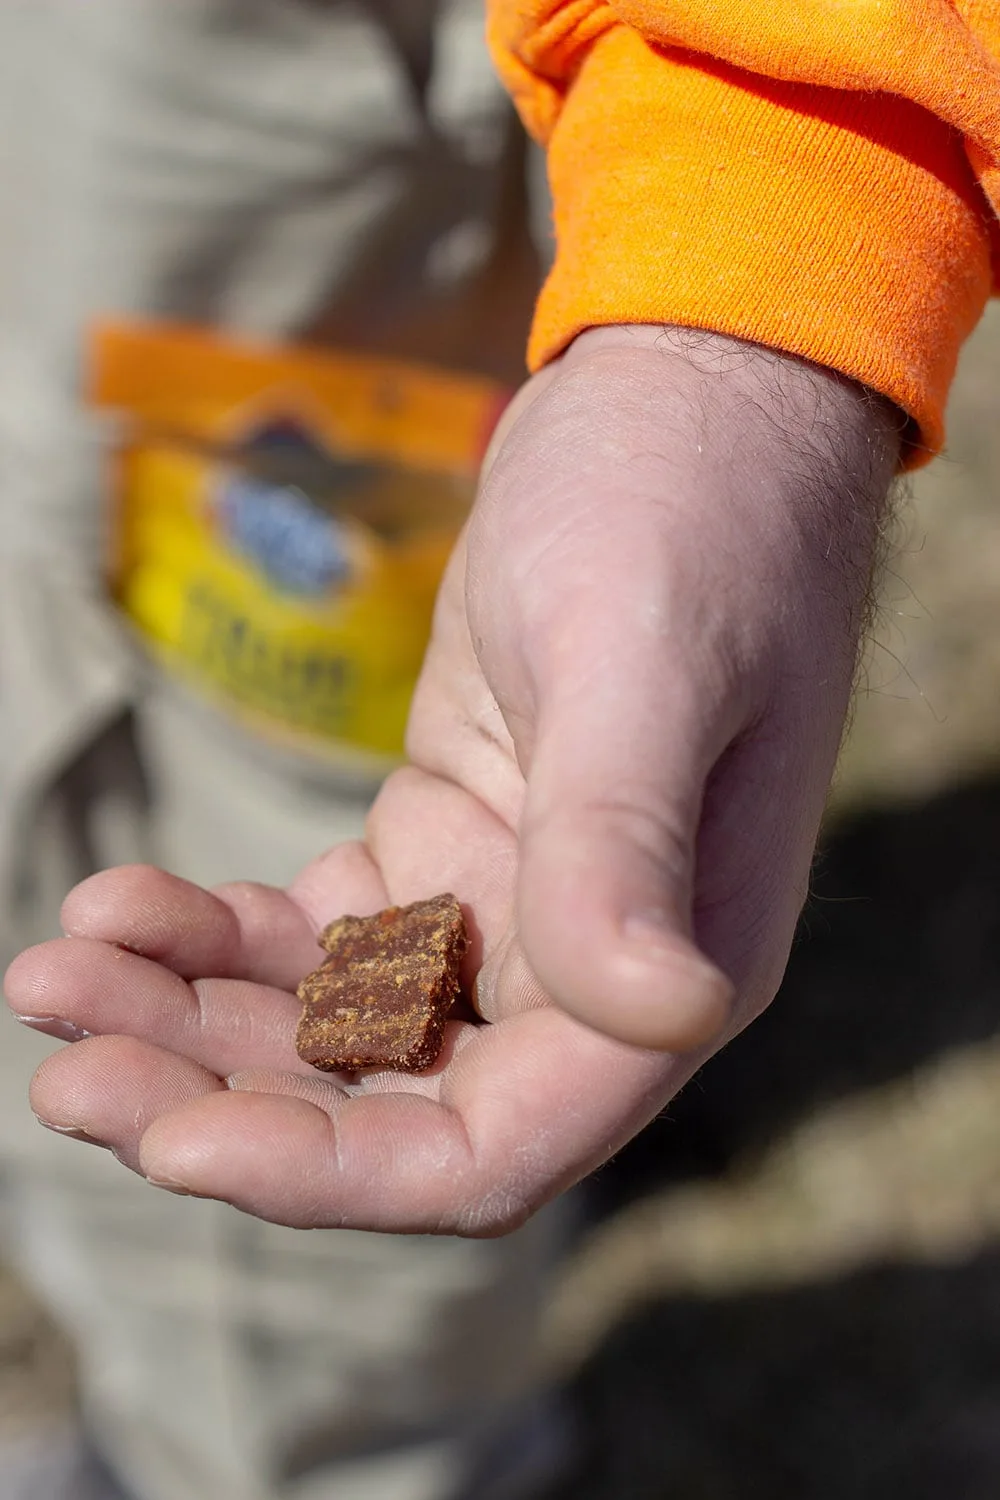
[90,322,509,772]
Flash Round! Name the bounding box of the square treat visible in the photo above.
[295,894,468,1074]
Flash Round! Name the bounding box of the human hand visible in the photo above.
[6,326,898,1233]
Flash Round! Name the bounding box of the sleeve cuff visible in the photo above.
[530,26,995,465]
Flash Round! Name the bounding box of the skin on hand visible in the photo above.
[3,325,899,1235]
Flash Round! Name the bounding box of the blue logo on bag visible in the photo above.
[213,416,374,598]
[216,474,351,597]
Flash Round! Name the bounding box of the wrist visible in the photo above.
[563,322,903,469]
[561,322,899,631]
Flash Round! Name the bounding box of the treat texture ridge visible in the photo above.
[296,894,467,1073]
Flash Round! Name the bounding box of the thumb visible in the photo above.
[516,618,737,1054]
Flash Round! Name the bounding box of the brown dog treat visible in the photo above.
[295,894,467,1074]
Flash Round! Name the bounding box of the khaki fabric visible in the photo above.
[0,5,564,1498]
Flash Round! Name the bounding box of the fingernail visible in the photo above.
[619,922,734,1049]
[145,1175,208,1200]
[14,1015,92,1043]
[33,1116,106,1146]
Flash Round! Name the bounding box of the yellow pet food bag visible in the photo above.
[90,322,509,772]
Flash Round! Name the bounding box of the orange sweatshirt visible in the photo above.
[488,1,1000,462]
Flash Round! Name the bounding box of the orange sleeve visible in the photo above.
[487,1,1000,461]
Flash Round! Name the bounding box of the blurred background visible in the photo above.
[1,7,999,1493]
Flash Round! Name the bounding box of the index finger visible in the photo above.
[59,852,383,992]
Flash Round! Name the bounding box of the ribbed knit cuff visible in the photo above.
[530,26,994,464]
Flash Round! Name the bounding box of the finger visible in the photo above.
[286,840,388,933]
[138,1090,467,1229]
[7,938,311,1078]
[473,929,553,1025]
[132,1007,696,1234]
[29,1035,223,1174]
[366,766,518,975]
[61,867,324,989]
[517,621,738,1050]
